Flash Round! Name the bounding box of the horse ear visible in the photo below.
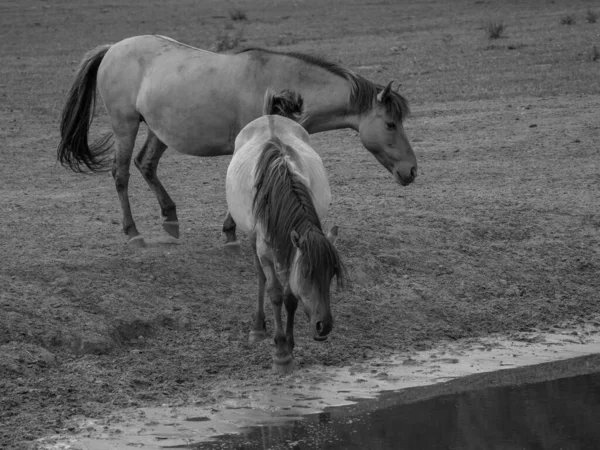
[291,230,301,249]
[377,81,394,103]
[326,225,339,245]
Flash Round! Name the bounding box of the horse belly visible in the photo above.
[138,88,238,156]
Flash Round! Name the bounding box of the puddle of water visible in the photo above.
[197,364,600,449]
[36,325,600,449]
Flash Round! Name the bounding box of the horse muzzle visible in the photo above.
[313,318,333,341]
[393,164,417,186]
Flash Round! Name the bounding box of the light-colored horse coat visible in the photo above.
[227,91,344,372]
[57,35,417,247]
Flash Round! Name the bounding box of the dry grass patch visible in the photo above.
[560,14,576,25]
[229,7,248,21]
[483,20,506,39]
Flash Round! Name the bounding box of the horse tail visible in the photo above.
[57,44,113,173]
[262,89,276,116]
[262,88,304,123]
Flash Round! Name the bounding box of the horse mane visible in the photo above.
[253,139,344,292]
[238,47,410,123]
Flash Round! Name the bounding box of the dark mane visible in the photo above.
[238,47,410,123]
[253,138,344,292]
[375,84,411,124]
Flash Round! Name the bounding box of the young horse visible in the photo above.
[57,35,417,248]
[226,90,345,373]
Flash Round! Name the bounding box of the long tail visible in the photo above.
[57,44,113,172]
[262,88,304,122]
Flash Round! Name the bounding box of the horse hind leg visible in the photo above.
[249,238,267,344]
[134,130,179,239]
[222,211,240,255]
[111,121,144,247]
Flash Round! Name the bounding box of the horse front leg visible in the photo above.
[222,211,240,255]
[262,264,295,374]
[134,130,179,239]
[283,292,298,356]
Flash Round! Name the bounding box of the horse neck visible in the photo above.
[300,85,360,133]
[254,141,324,271]
[263,58,361,133]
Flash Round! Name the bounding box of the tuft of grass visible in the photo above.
[228,8,248,21]
[586,9,598,23]
[589,45,600,62]
[560,14,576,25]
[483,20,506,40]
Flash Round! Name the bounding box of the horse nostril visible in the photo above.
[316,321,324,335]
[315,321,332,337]
[411,166,418,178]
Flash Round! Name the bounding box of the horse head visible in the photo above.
[288,226,344,341]
[358,81,418,186]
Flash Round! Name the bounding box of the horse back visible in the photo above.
[230,116,331,227]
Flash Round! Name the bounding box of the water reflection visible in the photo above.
[193,371,600,449]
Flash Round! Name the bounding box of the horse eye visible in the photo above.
[385,121,396,130]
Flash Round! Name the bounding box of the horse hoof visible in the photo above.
[223,241,241,256]
[272,357,295,374]
[249,330,267,344]
[127,236,146,248]
[162,221,180,239]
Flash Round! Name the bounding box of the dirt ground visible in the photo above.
[1,0,599,448]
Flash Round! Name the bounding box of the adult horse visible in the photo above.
[227,89,345,372]
[57,35,417,248]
